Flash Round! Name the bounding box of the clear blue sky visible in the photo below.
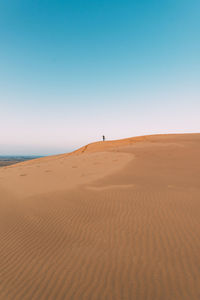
[0,0,199,155]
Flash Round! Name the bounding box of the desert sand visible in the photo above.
[0,133,200,299]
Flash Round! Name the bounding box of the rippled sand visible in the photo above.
[0,134,200,299]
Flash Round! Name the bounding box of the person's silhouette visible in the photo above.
[102,135,105,141]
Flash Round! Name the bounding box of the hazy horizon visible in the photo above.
[1,132,200,156]
[1,1,200,155]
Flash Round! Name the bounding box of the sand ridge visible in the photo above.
[0,133,200,299]
[0,151,133,198]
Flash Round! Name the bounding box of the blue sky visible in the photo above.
[0,0,199,155]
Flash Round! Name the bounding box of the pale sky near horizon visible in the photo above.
[1,0,200,155]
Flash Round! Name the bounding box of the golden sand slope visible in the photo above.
[0,134,200,300]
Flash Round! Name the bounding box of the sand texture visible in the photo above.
[0,134,200,299]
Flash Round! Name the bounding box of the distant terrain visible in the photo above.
[0,156,41,167]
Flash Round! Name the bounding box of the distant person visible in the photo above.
[102,135,105,141]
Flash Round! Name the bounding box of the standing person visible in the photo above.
[102,135,105,141]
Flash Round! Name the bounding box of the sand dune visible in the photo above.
[0,134,200,299]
